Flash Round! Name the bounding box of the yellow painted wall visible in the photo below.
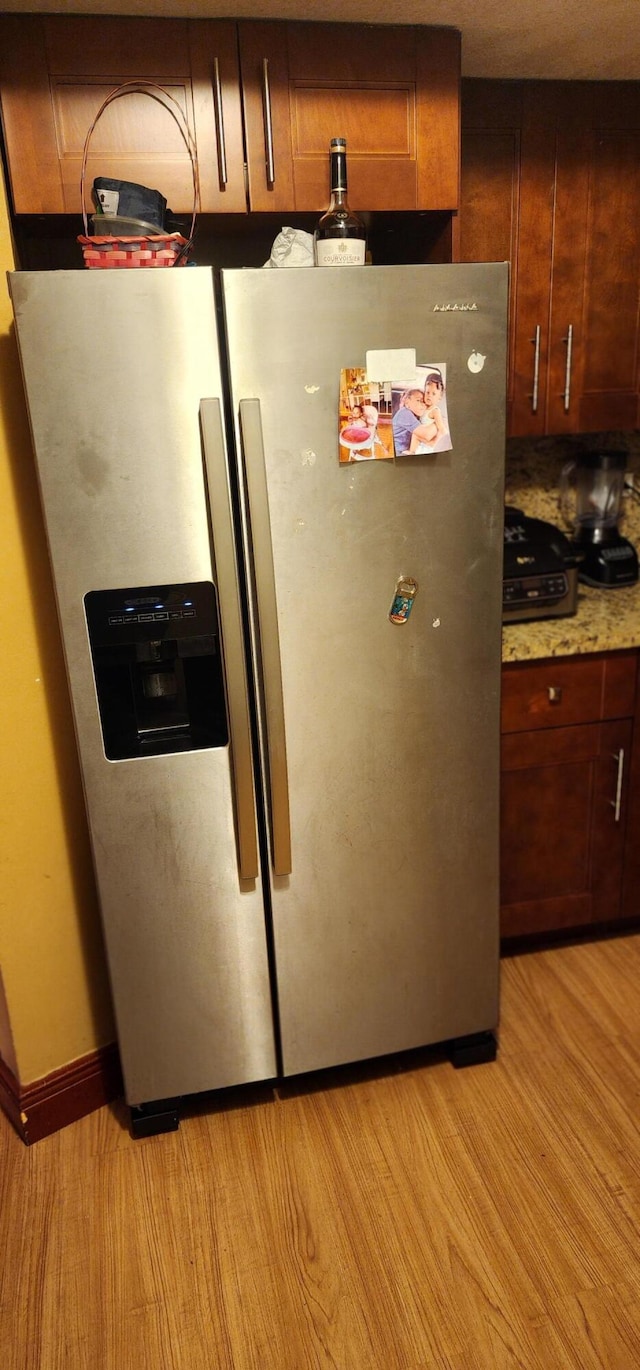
[0,166,114,1084]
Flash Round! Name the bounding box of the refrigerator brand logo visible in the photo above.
[432,302,478,312]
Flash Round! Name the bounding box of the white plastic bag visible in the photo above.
[263,226,315,268]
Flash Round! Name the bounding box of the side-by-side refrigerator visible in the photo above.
[10,263,508,1134]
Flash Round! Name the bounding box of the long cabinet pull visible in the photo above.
[531,324,541,413]
[611,749,625,823]
[563,323,574,412]
[239,399,292,876]
[212,57,228,188]
[200,398,259,881]
[261,58,276,186]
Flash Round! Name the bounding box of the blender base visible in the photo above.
[575,535,639,588]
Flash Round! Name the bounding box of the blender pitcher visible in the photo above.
[559,450,638,587]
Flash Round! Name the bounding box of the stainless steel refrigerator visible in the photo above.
[10,263,508,1135]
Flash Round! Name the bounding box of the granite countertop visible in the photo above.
[501,438,640,664]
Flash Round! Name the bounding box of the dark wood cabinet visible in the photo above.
[0,15,246,215]
[460,80,640,437]
[622,663,640,921]
[0,16,461,219]
[238,23,460,214]
[500,652,637,939]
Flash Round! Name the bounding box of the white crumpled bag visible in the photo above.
[263,226,315,268]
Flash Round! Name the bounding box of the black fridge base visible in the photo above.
[447,1031,498,1069]
[130,1097,181,1139]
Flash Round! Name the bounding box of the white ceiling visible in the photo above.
[2,0,640,80]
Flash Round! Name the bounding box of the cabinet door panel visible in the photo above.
[510,94,558,437]
[500,719,632,939]
[240,22,459,213]
[591,720,633,923]
[577,130,640,430]
[0,15,246,215]
[53,80,198,215]
[622,667,640,921]
[501,753,594,908]
[459,82,521,424]
[459,81,555,438]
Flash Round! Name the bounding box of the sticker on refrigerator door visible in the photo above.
[391,364,452,458]
[389,577,418,624]
[468,352,486,373]
[339,368,394,463]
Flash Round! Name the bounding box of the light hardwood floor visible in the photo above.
[2,934,639,1369]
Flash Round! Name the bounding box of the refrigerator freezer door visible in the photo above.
[222,263,507,1077]
[10,269,278,1103]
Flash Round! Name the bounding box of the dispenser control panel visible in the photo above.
[86,583,214,644]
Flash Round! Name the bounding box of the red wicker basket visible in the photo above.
[77,82,199,269]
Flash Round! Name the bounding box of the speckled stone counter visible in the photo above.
[502,436,640,664]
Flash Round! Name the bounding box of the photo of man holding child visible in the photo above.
[391,365,452,457]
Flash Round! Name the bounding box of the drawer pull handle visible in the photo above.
[547,686,563,703]
[611,749,625,823]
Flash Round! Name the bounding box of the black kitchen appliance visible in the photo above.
[559,449,639,588]
[503,506,578,623]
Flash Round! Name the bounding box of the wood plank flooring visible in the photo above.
[1,934,639,1369]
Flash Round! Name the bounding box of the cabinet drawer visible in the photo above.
[501,652,637,733]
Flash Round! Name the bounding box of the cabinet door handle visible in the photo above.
[547,686,563,703]
[611,749,625,823]
[531,324,541,413]
[261,58,275,186]
[212,57,228,188]
[563,324,574,412]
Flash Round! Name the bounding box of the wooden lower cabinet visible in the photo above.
[500,651,638,940]
[622,664,640,921]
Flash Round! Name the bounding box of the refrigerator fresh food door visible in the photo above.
[10,268,278,1104]
[222,263,507,1077]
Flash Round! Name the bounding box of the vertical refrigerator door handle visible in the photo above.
[200,399,259,881]
[239,399,292,876]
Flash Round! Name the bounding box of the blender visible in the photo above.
[559,449,639,588]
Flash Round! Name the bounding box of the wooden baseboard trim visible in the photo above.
[0,1042,122,1145]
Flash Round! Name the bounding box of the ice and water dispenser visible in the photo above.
[84,582,228,760]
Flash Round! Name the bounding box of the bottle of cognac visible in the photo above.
[314,138,366,267]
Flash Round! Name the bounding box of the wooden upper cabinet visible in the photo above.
[460,80,640,437]
[239,22,460,213]
[0,15,246,215]
[553,87,640,434]
[0,16,460,220]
